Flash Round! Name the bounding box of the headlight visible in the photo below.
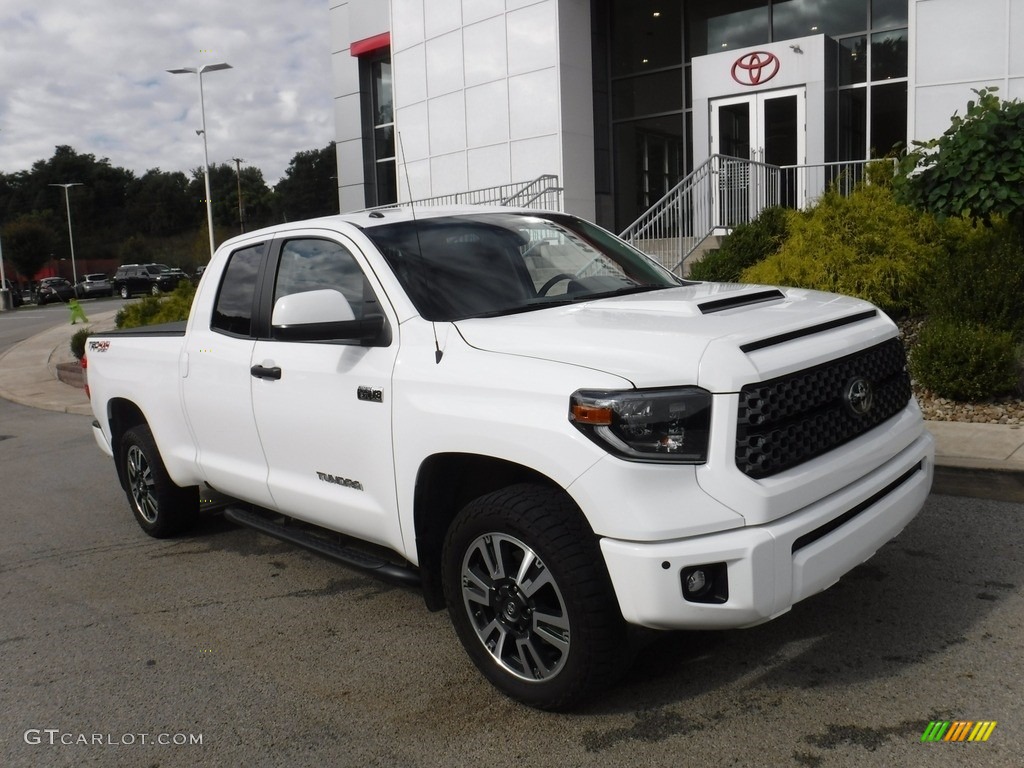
[569,387,711,463]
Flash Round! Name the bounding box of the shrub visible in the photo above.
[927,217,1024,336]
[894,88,1024,228]
[689,206,790,282]
[116,281,196,329]
[909,318,1020,400]
[70,326,92,361]
[740,184,941,315]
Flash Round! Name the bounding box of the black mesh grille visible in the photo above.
[736,338,912,479]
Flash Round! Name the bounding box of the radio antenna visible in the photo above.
[398,131,443,364]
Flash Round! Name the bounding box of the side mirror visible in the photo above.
[271,289,390,346]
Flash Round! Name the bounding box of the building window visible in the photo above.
[359,53,396,207]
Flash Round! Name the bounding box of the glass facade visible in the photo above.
[601,0,909,229]
[360,54,397,207]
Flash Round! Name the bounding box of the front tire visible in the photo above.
[442,484,629,710]
[119,425,199,538]
[120,285,130,299]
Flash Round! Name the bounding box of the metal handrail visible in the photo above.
[619,156,894,276]
[363,174,563,212]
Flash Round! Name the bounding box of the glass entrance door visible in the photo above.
[711,88,805,224]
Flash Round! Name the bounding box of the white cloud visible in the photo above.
[0,0,334,184]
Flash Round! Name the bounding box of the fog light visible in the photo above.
[680,563,729,604]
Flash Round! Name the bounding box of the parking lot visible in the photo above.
[1,396,1021,767]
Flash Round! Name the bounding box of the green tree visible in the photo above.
[125,169,196,237]
[273,143,338,222]
[894,88,1024,228]
[2,215,59,280]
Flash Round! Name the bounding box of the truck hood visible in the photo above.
[453,283,892,391]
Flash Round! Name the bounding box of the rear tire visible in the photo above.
[119,425,199,538]
[442,483,630,710]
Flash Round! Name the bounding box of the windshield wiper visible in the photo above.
[456,285,666,320]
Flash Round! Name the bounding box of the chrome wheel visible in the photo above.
[125,443,158,524]
[461,531,570,682]
[119,425,198,538]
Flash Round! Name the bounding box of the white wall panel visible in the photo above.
[507,2,557,75]
[334,92,363,142]
[426,30,465,97]
[462,0,506,26]
[430,151,470,195]
[348,0,390,43]
[510,135,560,181]
[398,157,431,200]
[391,0,424,50]
[330,2,350,55]
[396,101,430,162]
[509,70,559,139]
[427,92,467,155]
[464,15,508,87]
[468,144,512,188]
[424,0,463,39]
[915,0,1006,84]
[393,44,427,106]
[466,80,510,146]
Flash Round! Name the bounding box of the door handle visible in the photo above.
[250,364,282,380]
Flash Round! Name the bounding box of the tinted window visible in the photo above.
[272,239,369,322]
[365,213,680,321]
[211,244,263,336]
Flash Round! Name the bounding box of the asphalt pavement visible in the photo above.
[1,307,1022,502]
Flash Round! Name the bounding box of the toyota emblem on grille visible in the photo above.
[844,377,874,416]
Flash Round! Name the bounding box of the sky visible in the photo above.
[0,0,335,185]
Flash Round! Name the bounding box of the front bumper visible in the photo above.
[600,431,933,630]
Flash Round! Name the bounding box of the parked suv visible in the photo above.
[112,264,179,298]
[76,273,113,298]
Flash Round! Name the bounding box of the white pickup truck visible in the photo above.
[86,207,934,709]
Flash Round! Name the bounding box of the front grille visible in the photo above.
[736,338,912,479]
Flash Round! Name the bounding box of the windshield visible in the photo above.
[364,212,683,321]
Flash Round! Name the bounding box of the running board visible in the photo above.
[222,506,421,588]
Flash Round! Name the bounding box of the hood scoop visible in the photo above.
[697,289,785,314]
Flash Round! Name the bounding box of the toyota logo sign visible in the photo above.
[731,51,780,86]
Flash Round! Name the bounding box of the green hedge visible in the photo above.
[689,206,790,283]
[115,280,196,329]
[909,318,1020,400]
[740,184,941,315]
[927,217,1024,336]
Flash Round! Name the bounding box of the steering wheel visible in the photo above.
[537,273,576,296]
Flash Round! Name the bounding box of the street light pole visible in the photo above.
[49,182,83,287]
[167,62,232,261]
[232,157,245,234]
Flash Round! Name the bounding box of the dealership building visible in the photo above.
[329,0,1024,234]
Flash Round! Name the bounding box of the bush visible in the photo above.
[894,88,1024,227]
[740,184,941,315]
[116,281,196,329]
[689,206,790,282]
[70,326,92,362]
[910,318,1020,400]
[927,217,1024,336]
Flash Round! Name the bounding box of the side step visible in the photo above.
[223,506,421,588]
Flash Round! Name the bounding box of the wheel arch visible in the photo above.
[413,453,580,611]
[105,398,149,489]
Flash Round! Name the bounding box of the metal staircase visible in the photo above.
[619,156,892,276]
